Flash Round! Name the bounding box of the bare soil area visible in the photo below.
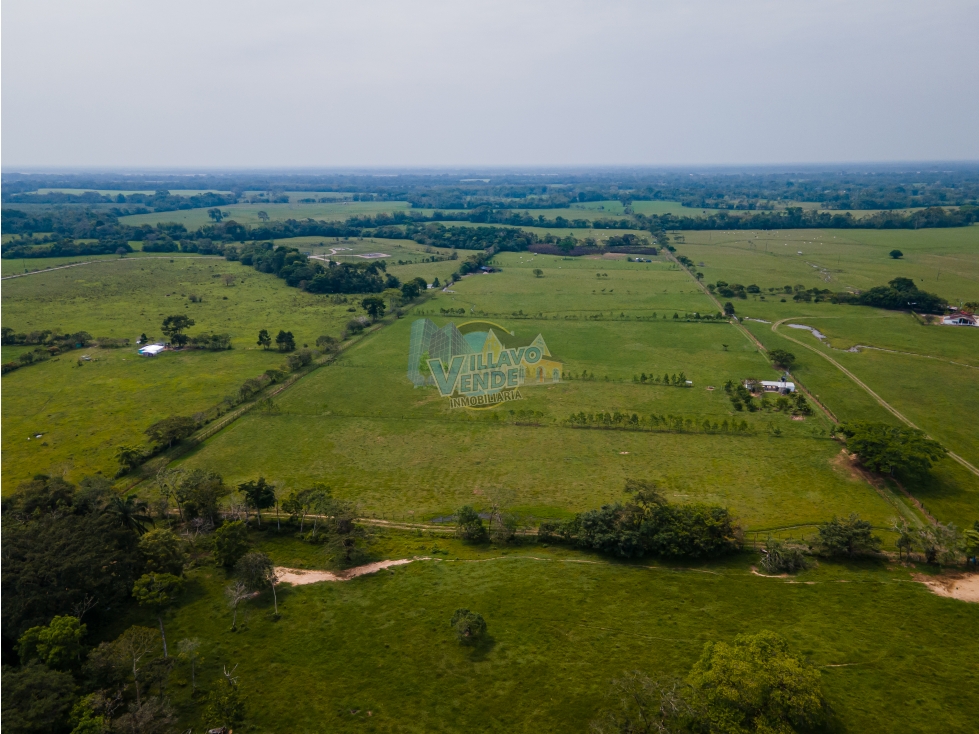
[913,573,979,603]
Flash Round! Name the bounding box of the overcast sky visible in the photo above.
[3,0,978,169]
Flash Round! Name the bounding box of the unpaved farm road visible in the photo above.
[771,318,979,478]
[277,555,978,603]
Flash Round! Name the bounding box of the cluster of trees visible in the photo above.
[894,518,978,566]
[834,277,947,313]
[537,480,741,559]
[724,380,812,416]
[593,630,827,734]
[234,241,399,295]
[1,328,94,375]
[0,471,275,732]
[836,422,947,477]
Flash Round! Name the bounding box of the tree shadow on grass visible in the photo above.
[462,634,497,662]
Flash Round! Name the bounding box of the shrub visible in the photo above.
[816,514,881,557]
[455,505,487,542]
[213,521,249,567]
[760,538,810,574]
[450,608,486,643]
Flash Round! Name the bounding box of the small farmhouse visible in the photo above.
[138,344,166,356]
[745,378,795,394]
[942,311,977,327]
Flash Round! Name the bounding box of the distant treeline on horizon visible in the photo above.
[3,164,979,211]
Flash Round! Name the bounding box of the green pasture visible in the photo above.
[118,201,415,229]
[448,251,716,316]
[1,257,360,486]
[0,250,224,277]
[743,320,979,527]
[132,532,979,733]
[174,309,908,531]
[675,226,979,306]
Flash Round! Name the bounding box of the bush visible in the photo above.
[450,608,486,643]
[213,521,249,567]
[759,538,810,574]
[540,482,740,560]
[837,421,946,476]
[816,514,881,557]
[455,505,487,542]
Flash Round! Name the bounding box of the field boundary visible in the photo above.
[771,318,979,478]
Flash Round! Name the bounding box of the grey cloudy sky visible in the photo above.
[3,0,977,168]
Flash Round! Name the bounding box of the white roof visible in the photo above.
[139,344,166,355]
[759,380,795,390]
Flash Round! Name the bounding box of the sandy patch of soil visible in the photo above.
[913,573,979,603]
[750,566,789,578]
[277,558,428,585]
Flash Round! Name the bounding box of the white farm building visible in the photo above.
[942,312,977,327]
[138,344,166,356]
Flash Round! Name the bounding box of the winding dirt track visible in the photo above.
[276,555,978,603]
[771,318,979,478]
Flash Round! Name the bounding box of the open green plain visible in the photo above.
[115,532,974,734]
[5,223,978,734]
[674,226,979,527]
[175,253,908,534]
[1,257,361,485]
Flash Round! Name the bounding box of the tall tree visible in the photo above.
[225,581,249,631]
[238,478,276,526]
[160,315,195,347]
[16,615,87,670]
[177,638,202,692]
[235,551,279,615]
[817,514,881,557]
[138,527,187,576]
[257,329,271,350]
[132,573,184,658]
[361,296,386,321]
[144,416,197,449]
[213,521,249,567]
[274,330,295,352]
[1,662,77,734]
[106,494,152,535]
[687,630,825,733]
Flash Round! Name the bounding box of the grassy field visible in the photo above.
[6,218,978,734]
[1,257,362,486]
[118,530,979,734]
[173,261,908,533]
[676,227,979,527]
[675,226,979,306]
[1,251,224,277]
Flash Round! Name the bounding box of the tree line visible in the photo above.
[8,166,978,211]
